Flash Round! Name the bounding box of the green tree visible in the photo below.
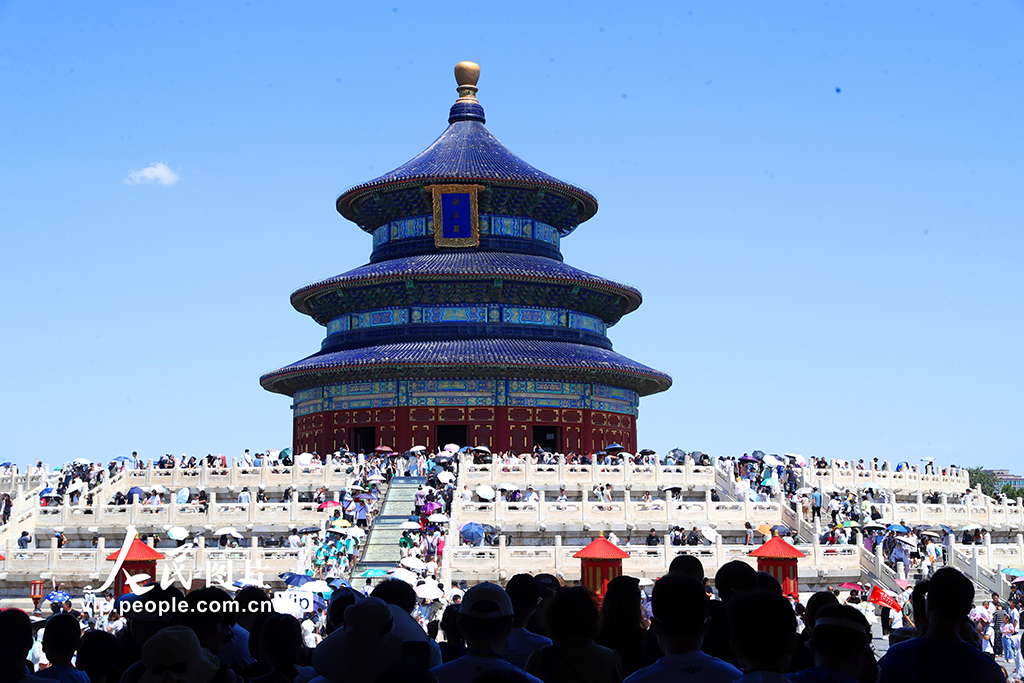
[967,467,997,497]
[1001,484,1024,500]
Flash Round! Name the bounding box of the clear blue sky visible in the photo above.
[2,2,1021,472]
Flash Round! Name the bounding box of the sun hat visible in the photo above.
[139,626,220,683]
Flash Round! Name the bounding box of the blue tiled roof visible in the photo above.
[260,338,672,397]
[291,252,641,315]
[335,113,598,233]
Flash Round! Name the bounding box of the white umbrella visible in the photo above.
[150,484,167,494]
[762,455,785,467]
[367,474,386,482]
[637,577,655,587]
[388,568,419,585]
[175,488,190,504]
[700,526,719,543]
[343,527,366,538]
[295,452,315,465]
[437,471,455,484]
[213,526,238,536]
[87,526,99,533]
[476,485,495,500]
[796,487,813,495]
[73,458,92,465]
[66,481,86,494]
[428,513,448,523]
[415,581,444,601]
[400,521,422,530]
[229,531,244,539]
[400,556,426,570]
[303,580,333,594]
[497,483,519,491]
[409,445,427,453]
[785,453,808,467]
[167,526,189,541]
[961,523,982,531]
[443,443,460,453]
[473,445,491,453]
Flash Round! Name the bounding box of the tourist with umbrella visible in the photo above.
[460,522,485,546]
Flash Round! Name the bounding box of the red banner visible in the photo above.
[868,585,901,612]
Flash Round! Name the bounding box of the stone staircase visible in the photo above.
[350,476,426,582]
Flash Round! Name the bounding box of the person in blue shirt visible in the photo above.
[34,614,89,683]
[811,488,823,521]
[878,567,1003,682]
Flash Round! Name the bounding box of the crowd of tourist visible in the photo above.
[7,561,1024,683]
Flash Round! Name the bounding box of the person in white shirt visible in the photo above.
[524,486,539,503]
[625,573,741,683]
[287,529,302,548]
[977,618,995,655]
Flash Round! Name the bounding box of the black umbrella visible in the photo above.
[297,526,320,534]
[639,449,656,455]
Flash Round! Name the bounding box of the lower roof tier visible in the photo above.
[291,252,642,325]
[260,338,672,398]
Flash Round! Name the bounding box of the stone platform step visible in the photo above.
[350,476,426,579]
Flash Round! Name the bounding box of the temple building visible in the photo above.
[261,62,671,455]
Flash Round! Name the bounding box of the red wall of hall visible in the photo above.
[292,406,636,455]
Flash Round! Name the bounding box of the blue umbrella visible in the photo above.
[45,591,72,604]
[284,574,315,587]
[329,578,353,589]
[127,486,144,502]
[175,488,190,504]
[112,456,131,463]
[888,524,910,533]
[605,443,624,451]
[0,462,12,467]
[460,522,485,544]
[770,525,791,536]
[312,595,327,611]
[39,487,53,497]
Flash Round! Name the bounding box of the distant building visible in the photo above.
[987,469,1024,489]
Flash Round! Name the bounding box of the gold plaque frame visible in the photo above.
[428,184,484,248]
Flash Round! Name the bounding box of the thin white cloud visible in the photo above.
[124,162,179,186]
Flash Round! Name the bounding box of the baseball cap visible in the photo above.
[459,582,513,619]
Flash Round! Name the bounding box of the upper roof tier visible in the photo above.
[336,62,599,235]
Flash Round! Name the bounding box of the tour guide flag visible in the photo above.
[867,584,901,611]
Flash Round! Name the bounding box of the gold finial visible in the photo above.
[455,61,480,103]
